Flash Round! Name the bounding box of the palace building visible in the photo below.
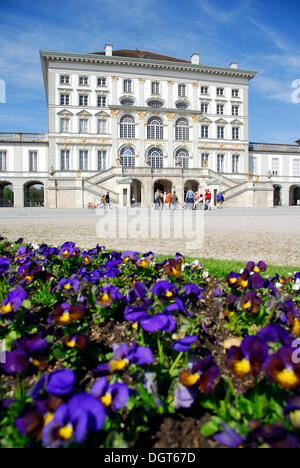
[1,44,300,208]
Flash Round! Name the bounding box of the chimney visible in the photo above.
[296,139,300,145]
[230,62,238,69]
[105,44,113,56]
[191,54,200,65]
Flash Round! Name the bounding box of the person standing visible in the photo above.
[106,192,112,209]
[205,189,212,210]
[165,191,172,210]
[216,192,224,208]
[185,188,194,210]
[101,194,106,209]
[154,189,161,210]
[170,191,179,210]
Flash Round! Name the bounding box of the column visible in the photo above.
[110,110,119,167]
[111,76,118,105]
[137,111,146,167]
[167,81,174,108]
[166,112,174,168]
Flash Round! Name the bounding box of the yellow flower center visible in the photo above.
[275,368,299,389]
[242,301,252,310]
[290,410,300,429]
[64,284,71,290]
[229,278,237,284]
[240,280,249,289]
[65,340,76,348]
[165,291,173,298]
[101,393,113,408]
[109,359,130,372]
[0,304,12,314]
[180,371,200,387]
[31,359,42,367]
[233,359,251,376]
[293,319,300,335]
[58,424,73,441]
[253,267,261,273]
[62,251,69,258]
[44,412,54,426]
[100,293,111,306]
[132,322,138,330]
[25,275,33,283]
[83,257,90,264]
[59,312,71,323]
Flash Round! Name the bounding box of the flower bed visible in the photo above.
[0,237,300,448]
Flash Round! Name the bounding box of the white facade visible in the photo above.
[0,46,300,208]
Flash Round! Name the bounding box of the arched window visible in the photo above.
[120,146,135,168]
[147,117,163,140]
[120,115,135,138]
[148,148,163,168]
[175,148,189,168]
[147,100,164,108]
[175,118,189,141]
[176,101,189,110]
[120,98,134,106]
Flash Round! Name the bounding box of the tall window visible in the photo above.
[232,127,239,140]
[61,150,70,171]
[29,151,37,172]
[79,76,88,85]
[175,118,189,141]
[123,79,132,93]
[175,148,189,168]
[120,115,135,138]
[120,147,135,168]
[293,159,300,176]
[201,86,208,95]
[217,154,225,172]
[217,126,224,139]
[272,158,279,176]
[79,150,88,170]
[97,96,107,107]
[201,103,208,113]
[97,77,106,87]
[79,118,88,134]
[232,105,239,116]
[79,95,88,106]
[216,88,224,96]
[178,84,186,97]
[97,119,106,134]
[0,151,7,171]
[60,75,70,84]
[98,150,107,171]
[60,94,69,106]
[232,154,240,173]
[201,125,209,138]
[232,89,239,97]
[148,148,163,168]
[151,82,160,95]
[249,156,257,175]
[217,104,224,115]
[147,117,163,140]
[60,118,70,133]
[201,153,209,167]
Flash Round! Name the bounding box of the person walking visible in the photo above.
[106,191,112,209]
[185,188,194,210]
[154,189,161,210]
[170,191,179,210]
[165,191,172,210]
[205,189,212,210]
[216,191,224,208]
[101,194,106,209]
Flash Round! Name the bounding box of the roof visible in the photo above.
[90,49,190,63]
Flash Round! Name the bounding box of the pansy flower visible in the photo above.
[240,291,264,314]
[265,347,300,390]
[181,283,203,303]
[52,303,84,325]
[136,257,151,268]
[0,257,10,275]
[213,423,245,448]
[246,261,267,274]
[284,394,300,429]
[152,280,178,303]
[228,336,268,377]
[126,281,150,306]
[122,251,139,263]
[91,377,129,411]
[0,287,27,316]
[59,242,77,259]
[171,335,198,352]
[174,383,198,409]
[248,423,298,449]
[179,355,219,394]
[257,324,293,347]
[94,342,153,374]
[56,278,81,293]
[81,252,91,265]
[164,258,182,278]
[62,334,87,350]
[96,285,123,307]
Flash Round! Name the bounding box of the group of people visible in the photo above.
[99,192,112,210]
[153,188,224,210]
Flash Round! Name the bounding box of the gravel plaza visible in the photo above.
[1,206,300,266]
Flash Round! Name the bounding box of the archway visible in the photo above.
[289,185,300,206]
[24,181,44,207]
[153,179,173,200]
[184,180,199,200]
[0,182,14,207]
[131,179,142,206]
[273,185,282,206]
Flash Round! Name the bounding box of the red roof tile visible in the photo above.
[90,49,189,63]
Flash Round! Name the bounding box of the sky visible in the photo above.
[0,0,299,143]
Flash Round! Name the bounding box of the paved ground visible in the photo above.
[0,207,300,267]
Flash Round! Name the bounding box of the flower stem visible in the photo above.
[170,352,183,373]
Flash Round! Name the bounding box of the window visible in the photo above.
[79,150,88,170]
[293,159,300,176]
[97,77,106,87]
[97,119,106,134]
[232,89,239,98]
[217,126,224,139]
[151,82,160,95]
[176,101,189,110]
[60,75,70,85]
[60,118,69,133]
[249,156,257,175]
[79,118,88,134]
[147,117,163,140]
[29,151,37,172]
[79,95,88,106]
[120,98,134,106]
[232,105,239,116]
[123,79,132,93]
[0,151,7,171]
[148,148,163,168]
[61,150,70,171]
[120,115,135,138]
[201,103,208,113]
[178,84,186,97]
[148,100,164,108]
[120,147,135,168]
[98,150,107,171]
[201,86,209,95]
[232,127,239,140]
[201,125,209,138]
[201,153,209,167]
[97,96,107,107]
[232,154,240,173]
[217,104,224,115]
[60,94,69,106]
[175,148,189,168]
[79,76,88,85]
[175,118,189,141]
[217,154,225,172]
[217,88,224,96]
[272,158,279,176]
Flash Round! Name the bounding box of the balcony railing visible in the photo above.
[0,133,48,142]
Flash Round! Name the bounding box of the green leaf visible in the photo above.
[201,419,221,437]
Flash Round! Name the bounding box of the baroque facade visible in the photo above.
[0,45,300,208]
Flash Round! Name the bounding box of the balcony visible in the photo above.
[0,133,48,142]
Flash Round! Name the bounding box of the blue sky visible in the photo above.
[0,0,299,143]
